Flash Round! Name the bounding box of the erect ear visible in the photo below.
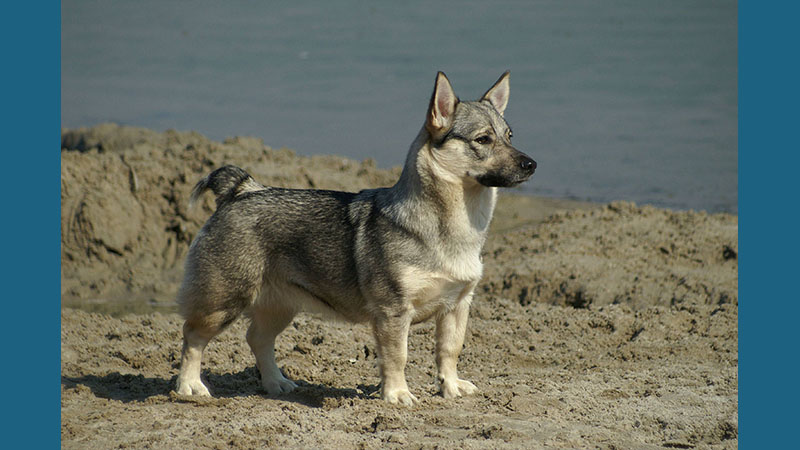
[481,70,510,115]
[426,71,459,135]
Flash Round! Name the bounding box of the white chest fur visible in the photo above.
[400,260,481,324]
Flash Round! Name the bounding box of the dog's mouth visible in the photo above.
[509,171,535,186]
[476,171,533,188]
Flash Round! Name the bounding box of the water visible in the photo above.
[62,0,737,213]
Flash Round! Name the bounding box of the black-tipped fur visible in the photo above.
[189,165,260,207]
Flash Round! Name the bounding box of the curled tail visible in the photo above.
[189,165,264,208]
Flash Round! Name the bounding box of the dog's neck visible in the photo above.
[389,128,497,240]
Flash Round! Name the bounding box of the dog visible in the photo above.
[175,71,536,405]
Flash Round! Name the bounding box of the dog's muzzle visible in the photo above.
[475,148,537,188]
[510,151,537,185]
[476,154,537,187]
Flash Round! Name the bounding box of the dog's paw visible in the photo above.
[261,373,297,395]
[382,387,419,406]
[441,378,478,399]
[176,378,212,397]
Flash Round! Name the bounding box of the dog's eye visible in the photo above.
[475,135,491,145]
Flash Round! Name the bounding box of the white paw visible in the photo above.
[176,378,212,397]
[383,387,419,406]
[261,373,297,395]
[441,378,478,399]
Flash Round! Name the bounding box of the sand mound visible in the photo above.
[61,123,400,303]
[481,201,738,310]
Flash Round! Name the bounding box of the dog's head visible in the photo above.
[424,71,536,188]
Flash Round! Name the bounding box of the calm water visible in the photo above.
[62,0,737,213]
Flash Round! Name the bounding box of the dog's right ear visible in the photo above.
[426,72,459,137]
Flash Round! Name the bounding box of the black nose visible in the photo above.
[520,157,537,173]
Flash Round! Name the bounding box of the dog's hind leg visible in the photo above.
[246,306,298,395]
[435,291,478,399]
[176,309,239,396]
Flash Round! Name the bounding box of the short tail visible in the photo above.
[189,165,264,208]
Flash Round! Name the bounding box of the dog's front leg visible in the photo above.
[372,310,417,406]
[435,292,478,399]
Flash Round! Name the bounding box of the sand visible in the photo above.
[61,124,738,449]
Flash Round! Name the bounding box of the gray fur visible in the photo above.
[175,71,536,405]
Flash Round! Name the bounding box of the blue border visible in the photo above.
[0,1,787,446]
[1,1,60,445]
[740,1,798,447]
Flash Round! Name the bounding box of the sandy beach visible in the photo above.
[61,124,738,449]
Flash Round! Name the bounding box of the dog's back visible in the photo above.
[180,166,378,325]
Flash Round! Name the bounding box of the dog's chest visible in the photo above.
[409,273,476,323]
[399,253,482,323]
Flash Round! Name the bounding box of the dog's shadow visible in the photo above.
[61,366,380,408]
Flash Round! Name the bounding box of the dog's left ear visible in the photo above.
[481,71,510,116]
